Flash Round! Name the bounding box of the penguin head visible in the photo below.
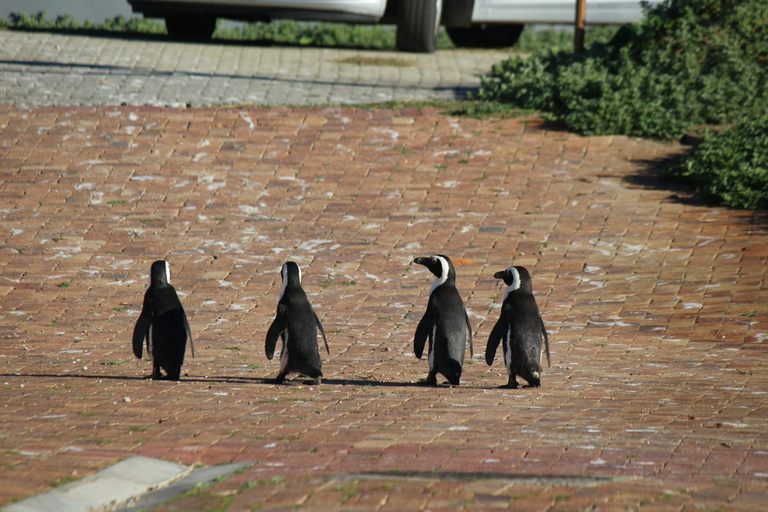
[414,254,455,292]
[148,260,171,288]
[494,266,533,296]
[279,261,302,298]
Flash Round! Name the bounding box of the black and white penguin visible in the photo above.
[486,266,550,388]
[132,260,195,380]
[265,261,329,385]
[412,255,473,386]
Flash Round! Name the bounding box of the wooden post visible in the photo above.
[574,0,586,54]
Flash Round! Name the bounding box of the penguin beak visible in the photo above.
[493,270,507,280]
[413,257,427,266]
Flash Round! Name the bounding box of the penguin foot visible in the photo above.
[151,368,163,380]
[312,376,322,385]
[273,373,287,385]
[165,369,181,381]
[500,379,519,389]
[420,374,438,386]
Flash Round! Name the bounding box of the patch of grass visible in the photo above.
[336,56,415,67]
[241,476,283,489]
[51,475,77,488]
[341,484,360,503]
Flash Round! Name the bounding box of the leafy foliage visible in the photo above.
[664,113,768,210]
[473,0,768,140]
[514,25,618,53]
[0,12,455,50]
[1,12,166,34]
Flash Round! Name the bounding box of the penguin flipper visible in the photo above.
[413,312,432,360]
[265,306,287,360]
[183,310,195,358]
[132,311,152,360]
[541,316,550,367]
[464,309,473,358]
[486,320,505,366]
[314,311,330,355]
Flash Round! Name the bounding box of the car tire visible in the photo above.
[396,0,443,53]
[446,24,524,48]
[164,13,217,41]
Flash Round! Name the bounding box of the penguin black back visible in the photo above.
[486,266,549,388]
[132,260,194,380]
[413,255,473,386]
[265,261,329,384]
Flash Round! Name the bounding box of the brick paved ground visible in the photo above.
[0,105,767,511]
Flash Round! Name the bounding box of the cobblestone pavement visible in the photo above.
[0,31,509,108]
[1,104,767,510]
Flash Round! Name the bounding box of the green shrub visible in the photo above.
[514,25,618,53]
[664,113,768,210]
[1,12,166,34]
[0,13,455,50]
[473,0,768,140]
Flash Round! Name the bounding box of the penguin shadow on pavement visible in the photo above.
[0,372,274,386]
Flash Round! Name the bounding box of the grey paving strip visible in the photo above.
[114,462,253,512]
[336,471,618,486]
[1,457,249,512]
[0,31,510,107]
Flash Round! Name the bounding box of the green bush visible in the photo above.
[1,12,166,34]
[0,13,455,50]
[473,0,768,140]
[664,113,768,210]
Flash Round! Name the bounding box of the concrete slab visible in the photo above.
[2,457,191,512]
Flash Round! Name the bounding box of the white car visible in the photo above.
[126,0,658,53]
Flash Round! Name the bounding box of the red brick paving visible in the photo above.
[0,105,767,510]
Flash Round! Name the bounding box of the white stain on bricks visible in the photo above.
[198,175,226,191]
[238,205,261,215]
[297,240,332,252]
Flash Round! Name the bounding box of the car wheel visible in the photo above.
[446,24,524,48]
[396,0,443,53]
[164,13,217,41]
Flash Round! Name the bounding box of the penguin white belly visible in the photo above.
[428,324,436,371]
[148,325,154,361]
[504,325,512,376]
[279,332,289,373]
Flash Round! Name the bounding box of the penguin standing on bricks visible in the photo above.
[132,260,195,380]
[412,255,473,386]
[265,261,329,384]
[486,266,550,388]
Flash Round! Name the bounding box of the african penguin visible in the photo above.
[412,255,473,386]
[132,260,195,380]
[486,266,550,388]
[265,261,329,385]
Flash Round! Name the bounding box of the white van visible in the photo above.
[126,0,660,53]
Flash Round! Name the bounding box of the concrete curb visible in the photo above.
[2,456,192,512]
